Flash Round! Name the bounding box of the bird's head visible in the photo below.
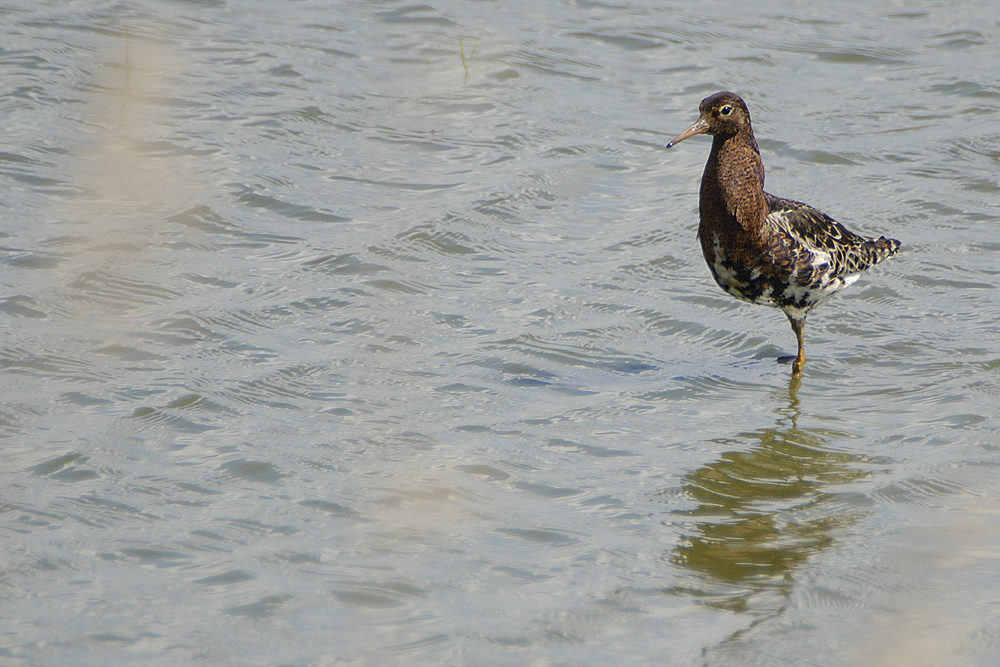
[667,91,753,148]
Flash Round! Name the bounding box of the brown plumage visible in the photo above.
[667,91,899,375]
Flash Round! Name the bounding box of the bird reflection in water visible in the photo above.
[663,377,878,613]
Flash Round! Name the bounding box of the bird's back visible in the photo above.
[764,193,900,279]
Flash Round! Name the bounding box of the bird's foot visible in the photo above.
[777,354,806,375]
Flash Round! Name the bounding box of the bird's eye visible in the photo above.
[719,105,734,116]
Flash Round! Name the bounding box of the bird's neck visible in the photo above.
[701,131,766,221]
[710,130,763,185]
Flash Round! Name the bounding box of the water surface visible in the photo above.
[2,1,1000,665]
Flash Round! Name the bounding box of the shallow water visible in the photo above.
[2,1,1000,665]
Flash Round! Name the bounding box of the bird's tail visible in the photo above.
[865,236,901,266]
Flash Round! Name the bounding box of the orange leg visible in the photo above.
[785,313,807,375]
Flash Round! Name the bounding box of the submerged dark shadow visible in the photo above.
[661,376,875,614]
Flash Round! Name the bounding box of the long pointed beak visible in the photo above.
[666,116,710,148]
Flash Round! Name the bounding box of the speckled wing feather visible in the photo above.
[764,193,900,277]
